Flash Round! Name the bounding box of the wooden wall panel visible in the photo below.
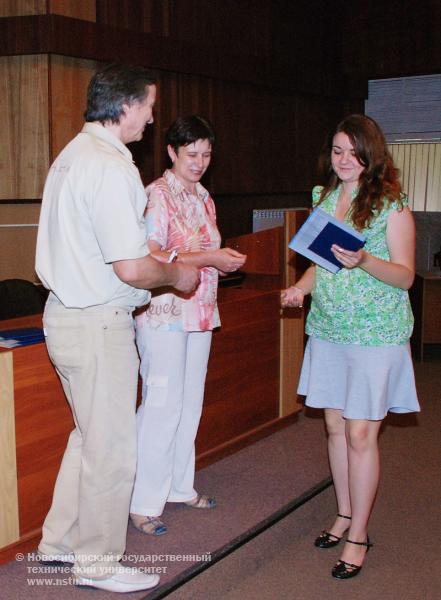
[0,227,38,281]
[96,0,159,32]
[150,71,179,177]
[0,204,41,282]
[210,80,354,195]
[0,0,45,16]
[48,0,96,21]
[47,58,360,200]
[96,0,271,59]
[211,79,268,194]
[0,0,96,20]
[174,73,214,125]
[93,0,348,96]
[0,9,348,97]
[0,55,50,199]
[50,55,99,161]
[169,0,271,58]
[341,0,441,79]
[96,0,329,76]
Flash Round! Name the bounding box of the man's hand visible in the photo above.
[172,262,200,294]
[113,255,199,292]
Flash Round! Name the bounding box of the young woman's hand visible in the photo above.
[331,205,415,291]
[280,286,305,308]
[331,245,367,269]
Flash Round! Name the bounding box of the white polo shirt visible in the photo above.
[36,123,150,309]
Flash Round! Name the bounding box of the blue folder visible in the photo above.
[0,327,45,347]
[289,208,366,273]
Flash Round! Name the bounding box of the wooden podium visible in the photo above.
[0,208,310,562]
[225,208,310,420]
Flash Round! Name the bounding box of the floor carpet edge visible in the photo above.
[143,476,333,600]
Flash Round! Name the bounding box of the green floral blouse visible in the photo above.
[305,186,414,346]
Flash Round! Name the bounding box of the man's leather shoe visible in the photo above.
[75,566,160,593]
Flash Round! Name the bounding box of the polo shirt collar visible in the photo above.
[81,122,133,162]
[163,169,209,202]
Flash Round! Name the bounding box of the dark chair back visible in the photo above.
[0,279,48,320]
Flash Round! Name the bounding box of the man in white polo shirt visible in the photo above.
[35,64,199,594]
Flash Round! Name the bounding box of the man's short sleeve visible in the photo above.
[91,166,148,263]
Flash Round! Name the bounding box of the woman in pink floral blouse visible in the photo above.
[130,115,246,536]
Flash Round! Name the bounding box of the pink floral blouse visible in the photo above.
[137,169,221,332]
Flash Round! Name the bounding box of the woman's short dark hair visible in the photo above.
[84,63,156,124]
[165,115,215,152]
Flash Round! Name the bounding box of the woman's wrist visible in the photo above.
[291,284,305,294]
[358,248,369,267]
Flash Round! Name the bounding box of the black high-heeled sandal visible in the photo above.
[331,537,373,579]
[314,513,351,548]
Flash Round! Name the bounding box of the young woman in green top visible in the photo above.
[281,114,419,579]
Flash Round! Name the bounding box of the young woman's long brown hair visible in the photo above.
[317,114,404,230]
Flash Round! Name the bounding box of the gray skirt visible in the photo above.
[298,337,420,420]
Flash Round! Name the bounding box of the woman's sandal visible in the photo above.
[184,493,217,509]
[130,514,168,536]
[314,513,352,548]
[331,537,373,579]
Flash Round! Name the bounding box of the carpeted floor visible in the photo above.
[163,350,441,600]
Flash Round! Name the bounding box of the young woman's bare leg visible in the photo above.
[322,409,352,539]
[338,418,382,566]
